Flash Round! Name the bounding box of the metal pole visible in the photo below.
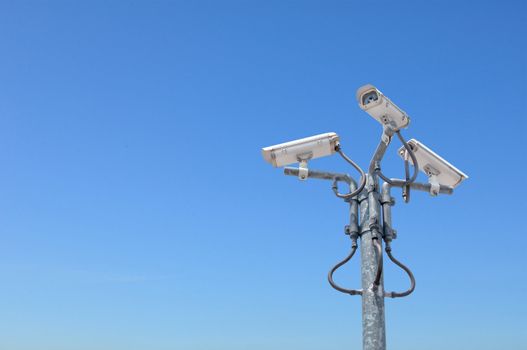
[359,174,386,350]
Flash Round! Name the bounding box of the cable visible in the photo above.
[327,242,362,296]
[402,154,411,203]
[375,130,419,187]
[372,238,383,291]
[376,168,395,185]
[395,130,418,184]
[332,147,366,199]
[404,156,410,182]
[384,243,416,298]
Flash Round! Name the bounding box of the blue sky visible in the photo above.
[0,1,525,349]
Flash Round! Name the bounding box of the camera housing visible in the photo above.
[262,132,340,167]
[356,84,410,131]
[398,139,468,189]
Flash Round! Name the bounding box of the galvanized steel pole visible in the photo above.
[359,174,386,350]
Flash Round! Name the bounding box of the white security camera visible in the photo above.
[262,132,340,180]
[262,132,340,167]
[398,139,468,195]
[356,84,410,131]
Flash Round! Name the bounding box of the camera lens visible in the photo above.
[362,91,379,105]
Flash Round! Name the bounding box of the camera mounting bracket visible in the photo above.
[428,174,440,196]
[424,165,440,196]
[296,152,313,181]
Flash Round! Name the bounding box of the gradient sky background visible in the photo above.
[0,1,526,349]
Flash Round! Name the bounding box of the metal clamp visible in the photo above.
[380,195,394,206]
[298,160,309,181]
[428,174,440,196]
[345,225,359,239]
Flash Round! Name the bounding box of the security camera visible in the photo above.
[262,132,340,167]
[262,132,340,180]
[398,139,468,195]
[356,84,410,131]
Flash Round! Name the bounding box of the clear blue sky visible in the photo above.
[0,1,525,349]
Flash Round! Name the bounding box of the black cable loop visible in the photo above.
[384,244,416,298]
[332,147,366,199]
[377,169,396,185]
[374,130,418,186]
[395,130,418,184]
[327,244,362,296]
